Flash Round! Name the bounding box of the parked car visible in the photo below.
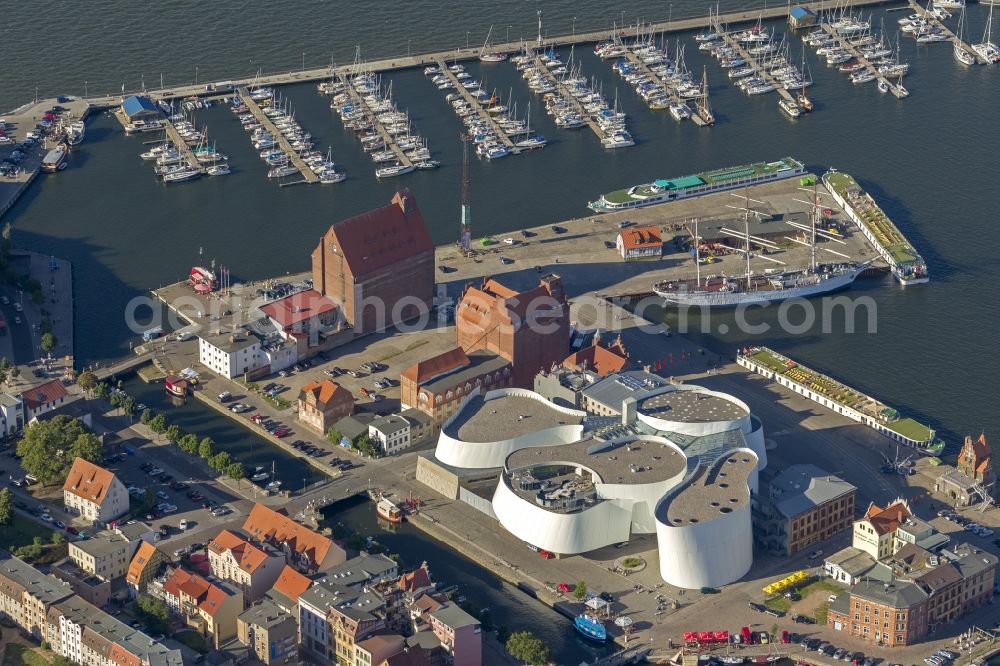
[792,613,815,624]
[748,602,766,613]
[179,519,189,530]
[764,608,784,618]
[808,549,823,560]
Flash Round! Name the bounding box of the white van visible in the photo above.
[179,519,189,531]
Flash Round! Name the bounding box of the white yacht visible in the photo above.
[207,163,230,176]
[779,98,801,118]
[601,131,635,149]
[375,163,415,178]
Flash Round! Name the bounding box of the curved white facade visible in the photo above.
[435,389,587,470]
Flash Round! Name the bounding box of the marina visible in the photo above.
[161,118,206,177]
[429,59,523,157]
[905,0,991,65]
[814,20,910,99]
[612,34,709,125]
[526,49,613,143]
[737,346,944,455]
[713,24,805,115]
[237,86,319,184]
[330,70,415,176]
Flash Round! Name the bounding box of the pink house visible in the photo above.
[428,601,481,666]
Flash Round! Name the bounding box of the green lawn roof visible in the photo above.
[886,418,933,443]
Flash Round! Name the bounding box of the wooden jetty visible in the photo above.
[717,30,800,107]
[334,71,412,168]
[237,87,318,183]
[619,47,707,126]
[530,53,607,141]
[162,119,205,172]
[816,23,909,98]
[432,60,521,153]
[907,0,989,65]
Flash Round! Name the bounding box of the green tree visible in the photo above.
[198,437,214,460]
[326,428,343,444]
[51,531,64,545]
[77,370,97,395]
[209,451,232,472]
[120,395,137,418]
[505,631,550,666]
[353,433,379,458]
[140,408,154,426]
[94,382,111,400]
[9,366,19,383]
[136,594,170,634]
[164,424,182,443]
[40,332,57,353]
[148,413,167,434]
[573,581,587,601]
[179,433,199,455]
[0,488,12,525]
[227,462,245,485]
[16,416,102,486]
[144,486,155,511]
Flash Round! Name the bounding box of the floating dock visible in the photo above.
[432,60,521,154]
[737,346,944,455]
[907,0,990,65]
[816,23,909,98]
[620,45,707,126]
[717,30,800,108]
[822,169,928,285]
[237,87,319,183]
[162,119,205,173]
[530,52,607,141]
[334,72,413,168]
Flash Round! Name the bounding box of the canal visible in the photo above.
[119,374,326,489]
[323,495,614,666]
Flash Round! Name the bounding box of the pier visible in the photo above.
[907,0,990,64]
[816,23,909,99]
[620,46,706,126]
[162,119,205,173]
[237,87,319,183]
[333,71,413,169]
[717,30,799,108]
[530,53,607,141]
[432,60,521,154]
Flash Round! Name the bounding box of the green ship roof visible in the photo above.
[654,175,705,190]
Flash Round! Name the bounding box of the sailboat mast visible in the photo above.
[694,218,702,287]
[811,181,818,272]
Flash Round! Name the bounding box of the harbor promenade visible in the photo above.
[71,0,897,111]
[237,87,319,183]
[431,60,521,154]
[333,71,413,168]
[620,47,707,126]
[908,0,989,64]
[817,23,909,98]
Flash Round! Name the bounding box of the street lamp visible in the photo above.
[506,25,511,44]
[195,66,199,86]
[573,16,577,37]
[407,38,411,56]
[302,51,306,71]
[466,31,470,49]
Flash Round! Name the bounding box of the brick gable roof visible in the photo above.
[401,347,470,384]
[242,504,336,570]
[619,225,662,250]
[208,529,270,574]
[299,380,352,408]
[62,457,117,506]
[21,378,69,409]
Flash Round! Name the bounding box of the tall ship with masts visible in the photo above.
[652,186,870,307]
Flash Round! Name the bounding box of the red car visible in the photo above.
[66,526,78,535]
[558,582,573,593]
[275,429,291,438]
[781,630,791,644]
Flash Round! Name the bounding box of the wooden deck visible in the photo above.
[162,120,205,172]
[432,60,521,153]
[237,87,319,183]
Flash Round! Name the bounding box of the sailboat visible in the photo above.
[954,5,977,65]
[652,187,870,307]
[973,2,1000,63]
[796,46,814,111]
[480,25,507,62]
[695,66,715,124]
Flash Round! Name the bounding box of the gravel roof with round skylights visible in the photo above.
[658,452,757,526]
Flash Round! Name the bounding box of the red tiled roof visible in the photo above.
[20,378,69,409]
[162,568,195,598]
[272,565,312,602]
[401,347,470,384]
[260,289,338,329]
[458,277,565,328]
[317,189,434,276]
[864,501,911,535]
[126,541,161,585]
[242,504,339,569]
[62,457,118,506]
[619,226,662,250]
[399,564,432,593]
[208,529,270,574]
[198,583,231,617]
[298,380,353,408]
[562,340,629,376]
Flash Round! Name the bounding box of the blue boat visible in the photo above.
[574,614,607,642]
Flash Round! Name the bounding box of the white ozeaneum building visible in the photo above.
[433,382,767,589]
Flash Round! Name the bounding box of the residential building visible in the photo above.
[0,553,73,640]
[616,225,662,260]
[19,378,70,420]
[355,633,406,666]
[68,531,139,581]
[455,275,570,389]
[400,347,512,431]
[369,415,413,456]
[268,564,312,613]
[826,543,997,646]
[428,602,481,666]
[561,335,630,376]
[823,547,880,585]
[208,529,286,603]
[299,380,355,435]
[381,647,434,666]
[242,504,346,572]
[62,457,129,524]
[323,553,399,589]
[298,581,342,663]
[894,517,951,553]
[50,558,112,607]
[0,392,24,437]
[158,567,244,649]
[238,599,298,665]
[853,499,911,560]
[329,586,406,666]
[198,330,263,379]
[312,188,435,335]
[126,541,169,595]
[755,464,856,555]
